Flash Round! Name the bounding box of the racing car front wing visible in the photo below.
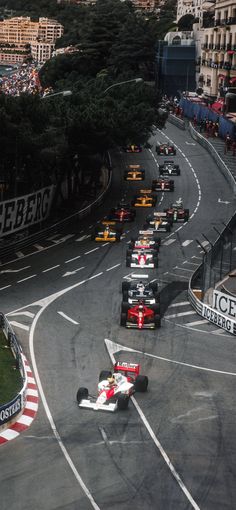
[78,399,117,412]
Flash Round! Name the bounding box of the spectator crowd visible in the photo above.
[0,62,42,96]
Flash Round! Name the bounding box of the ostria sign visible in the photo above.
[0,185,55,238]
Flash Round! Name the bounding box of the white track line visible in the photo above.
[57,311,79,325]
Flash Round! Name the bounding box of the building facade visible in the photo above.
[199,0,236,97]
[0,17,63,64]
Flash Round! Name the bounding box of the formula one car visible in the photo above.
[152,177,174,192]
[128,230,161,252]
[159,160,180,176]
[144,212,172,232]
[108,202,136,222]
[124,165,145,181]
[76,361,148,412]
[122,275,159,305]
[164,199,189,222]
[121,301,161,329]
[123,144,142,153]
[156,143,176,156]
[131,190,157,207]
[92,221,121,242]
[126,248,158,268]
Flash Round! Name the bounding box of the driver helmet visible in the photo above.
[138,303,144,311]
[137,282,145,292]
[107,375,115,384]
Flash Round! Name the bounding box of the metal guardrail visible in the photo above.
[189,123,236,194]
[0,165,112,263]
[168,113,186,130]
[0,314,27,427]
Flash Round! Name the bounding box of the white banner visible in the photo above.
[212,289,236,319]
[0,185,55,238]
[202,303,236,335]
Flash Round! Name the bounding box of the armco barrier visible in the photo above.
[168,113,186,130]
[189,123,236,194]
[0,313,27,428]
[0,165,112,263]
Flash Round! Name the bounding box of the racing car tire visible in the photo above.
[184,209,190,221]
[151,303,160,313]
[117,394,129,410]
[122,291,129,302]
[126,249,132,257]
[76,387,88,404]
[153,235,161,245]
[126,256,131,267]
[120,312,127,327]
[122,281,130,291]
[153,256,158,268]
[116,234,121,242]
[134,375,148,392]
[121,303,130,312]
[166,224,171,232]
[154,314,161,327]
[99,370,112,382]
[143,223,149,230]
[150,282,158,292]
[146,214,153,222]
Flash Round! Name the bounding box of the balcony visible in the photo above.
[213,44,220,50]
[227,17,236,25]
[220,45,226,50]
[209,43,214,49]
[201,43,209,49]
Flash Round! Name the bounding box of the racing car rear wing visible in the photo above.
[152,212,167,217]
[128,164,141,169]
[139,189,152,194]
[130,273,149,279]
[139,230,157,235]
[101,220,117,225]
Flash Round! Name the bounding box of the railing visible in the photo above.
[0,314,27,427]
[0,164,112,263]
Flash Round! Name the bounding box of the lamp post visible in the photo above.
[41,90,72,99]
[101,78,143,95]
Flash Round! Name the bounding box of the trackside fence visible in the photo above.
[189,212,236,335]
[0,313,27,427]
[0,165,112,263]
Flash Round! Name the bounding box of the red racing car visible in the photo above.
[152,177,174,192]
[108,203,136,222]
[164,200,189,222]
[121,301,161,329]
[156,143,176,156]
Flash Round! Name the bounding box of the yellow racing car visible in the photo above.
[92,221,122,242]
[124,165,145,181]
[131,190,157,208]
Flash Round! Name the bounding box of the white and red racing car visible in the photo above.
[126,248,158,268]
[76,362,148,412]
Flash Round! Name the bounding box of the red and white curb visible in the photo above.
[0,355,39,445]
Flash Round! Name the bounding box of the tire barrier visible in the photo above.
[0,314,27,428]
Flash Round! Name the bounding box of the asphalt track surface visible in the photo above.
[1,124,236,510]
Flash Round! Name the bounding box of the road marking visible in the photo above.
[165,310,196,319]
[17,275,36,283]
[62,267,85,277]
[0,285,11,291]
[33,244,44,251]
[76,235,90,242]
[16,252,24,258]
[28,281,102,510]
[101,242,109,247]
[187,319,209,326]
[57,311,79,325]
[174,266,193,272]
[88,272,103,280]
[9,321,29,331]
[58,234,75,242]
[42,265,60,273]
[8,311,35,318]
[182,240,193,246]
[163,239,176,246]
[183,261,199,266]
[105,338,200,510]
[169,301,189,308]
[65,255,81,264]
[202,240,209,247]
[0,265,31,274]
[106,263,121,271]
[84,248,99,255]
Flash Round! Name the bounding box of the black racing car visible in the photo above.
[159,160,180,176]
[122,279,159,305]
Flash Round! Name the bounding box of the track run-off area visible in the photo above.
[1,123,236,510]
